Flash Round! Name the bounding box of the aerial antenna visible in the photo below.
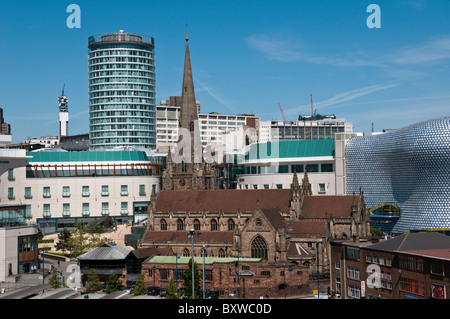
[62,83,66,96]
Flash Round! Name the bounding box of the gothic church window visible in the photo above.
[211,219,218,231]
[194,219,201,231]
[251,235,268,259]
[160,219,167,231]
[227,219,235,231]
[177,219,184,231]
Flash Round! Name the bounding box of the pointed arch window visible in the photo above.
[251,235,268,259]
[183,248,190,257]
[177,218,184,231]
[194,219,201,231]
[210,219,218,231]
[227,219,235,231]
[160,219,167,231]
[218,248,226,258]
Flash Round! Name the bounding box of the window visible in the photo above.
[102,203,109,216]
[348,285,361,299]
[345,246,360,261]
[24,187,32,199]
[306,164,319,172]
[251,235,268,259]
[177,219,184,231]
[43,186,51,198]
[335,260,341,270]
[8,187,14,200]
[430,263,445,276]
[121,185,128,196]
[399,255,424,273]
[139,184,146,196]
[379,256,385,265]
[210,219,218,231]
[160,269,170,280]
[400,278,424,296]
[218,249,226,258]
[336,277,341,292]
[227,219,235,231]
[82,203,90,216]
[160,219,167,231]
[8,168,14,181]
[321,164,334,172]
[276,184,283,189]
[183,248,190,257]
[82,186,90,197]
[366,255,372,263]
[347,267,361,280]
[291,164,303,173]
[25,205,31,218]
[102,185,109,196]
[43,204,50,217]
[121,202,128,215]
[278,165,289,173]
[62,186,70,197]
[263,184,269,189]
[193,219,201,231]
[318,183,326,194]
[431,284,445,299]
[63,203,70,217]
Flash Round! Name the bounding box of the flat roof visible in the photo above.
[26,151,150,163]
[244,139,335,161]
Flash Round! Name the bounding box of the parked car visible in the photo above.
[204,291,219,299]
[147,286,161,296]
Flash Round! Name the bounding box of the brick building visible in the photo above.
[329,231,450,299]
[141,255,310,298]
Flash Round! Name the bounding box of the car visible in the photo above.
[159,289,167,298]
[204,291,219,299]
[147,286,161,296]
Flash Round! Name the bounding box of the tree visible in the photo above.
[182,258,201,299]
[165,278,180,299]
[67,223,109,258]
[133,274,146,296]
[55,229,71,253]
[86,268,102,293]
[48,268,62,289]
[104,273,123,294]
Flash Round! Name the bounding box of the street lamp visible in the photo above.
[188,229,196,299]
[235,229,241,298]
[202,244,210,299]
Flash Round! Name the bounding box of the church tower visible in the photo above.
[162,34,215,190]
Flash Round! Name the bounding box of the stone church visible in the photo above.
[161,34,215,191]
[143,35,371,276]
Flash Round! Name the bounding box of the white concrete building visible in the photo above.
[156,98,260,152]
[0,149,160,234]
[236,139,337,195]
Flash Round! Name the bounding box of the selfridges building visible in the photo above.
[346,116,450,234]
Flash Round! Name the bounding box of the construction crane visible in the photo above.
[278,102,287,123]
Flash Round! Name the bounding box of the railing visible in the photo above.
[88,33,155,49]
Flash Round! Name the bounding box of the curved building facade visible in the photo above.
[88,31,156,149]
[346,117,450,234]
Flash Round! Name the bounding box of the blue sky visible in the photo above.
[1,0,450,143]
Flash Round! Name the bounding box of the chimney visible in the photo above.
[371,237,380,244]
[353,235,360,243]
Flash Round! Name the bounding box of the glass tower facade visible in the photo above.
[88,31,156,149]
[346,117,450,234]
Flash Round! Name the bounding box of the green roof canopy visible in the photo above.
[26,151,150,163]
[245,139,335,161]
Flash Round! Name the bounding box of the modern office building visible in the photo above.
[236,139,337,194]
[88,31,156,149]
[0,148,161,234]
[260,116,352,143]
[58,87,69,139]
[346,116,450,234]
[156,97,259,152]
[0,205,39,281]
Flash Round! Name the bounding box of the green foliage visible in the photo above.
[133,274,146,296]
[370,226,383,236]
[55,229,71,253]
[48,268,62,289]
[182,258,201,299]
[66,223,109,258]
[86,269,102,293]
[104,274,123,294]
[165,278,180,299]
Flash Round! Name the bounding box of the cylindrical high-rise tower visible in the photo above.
[88,31,156,149]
